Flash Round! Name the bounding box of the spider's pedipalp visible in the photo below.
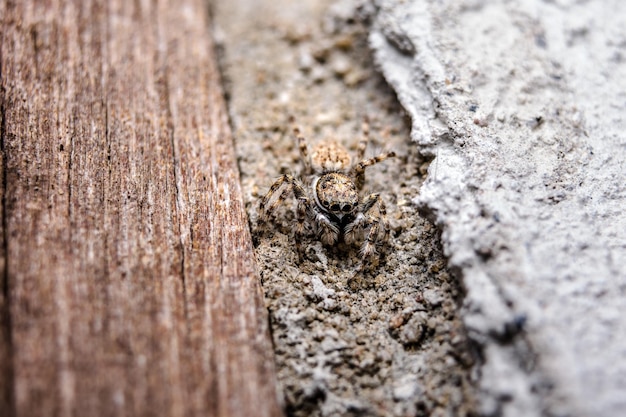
[315,210,340,245]
[344,212,365,245]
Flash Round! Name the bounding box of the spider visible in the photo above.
[257,124,396,271]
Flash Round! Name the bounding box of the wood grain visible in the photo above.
[0,1,282,416]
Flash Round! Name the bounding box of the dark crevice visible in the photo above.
[207,1,232,288]
[207,0,233,106]
[168,119,187,319]
[67,113,74,244]
[157,17,188,322]
[0,45,17,417]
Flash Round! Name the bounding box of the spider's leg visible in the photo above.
[355,119,369,162]
[356,193,390,272]
[294,127,312,176]
[295,196,312,258]
[258,174,305,227]
[345,191,381,245]
[360,192,382,216]
[350,150,396,190]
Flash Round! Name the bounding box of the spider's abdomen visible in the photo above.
[311,140,351,172]
[314,173,359,215]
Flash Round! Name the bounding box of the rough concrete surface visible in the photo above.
[214,0,479,416]
[369,1,626,416]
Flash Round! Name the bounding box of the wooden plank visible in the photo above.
[0,1,282,416]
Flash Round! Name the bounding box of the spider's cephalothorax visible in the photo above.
[314,173,358,217]
[258,125,396,271]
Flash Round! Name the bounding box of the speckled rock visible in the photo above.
[369,1,626,416]
[215,0,479,415]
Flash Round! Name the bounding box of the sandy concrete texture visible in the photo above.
[214,0,481,415]
[369,0,626,416]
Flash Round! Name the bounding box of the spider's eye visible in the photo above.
[331,203,340,211]
[323,200,330,207]
[342,204,352,212]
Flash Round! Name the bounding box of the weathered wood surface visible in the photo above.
[0,1,282,416]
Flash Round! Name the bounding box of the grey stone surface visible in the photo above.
[369,0,626,416]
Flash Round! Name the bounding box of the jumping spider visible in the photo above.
[257,124,396,271]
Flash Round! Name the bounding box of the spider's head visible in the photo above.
[314,173,358,218]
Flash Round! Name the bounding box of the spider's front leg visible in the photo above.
[344,192,379,245]
[294,196,313,258]
[353,193,390,271]
[258,174,306,227]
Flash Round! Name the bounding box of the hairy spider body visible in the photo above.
[314,173,358,216]
[258,126,395,271]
